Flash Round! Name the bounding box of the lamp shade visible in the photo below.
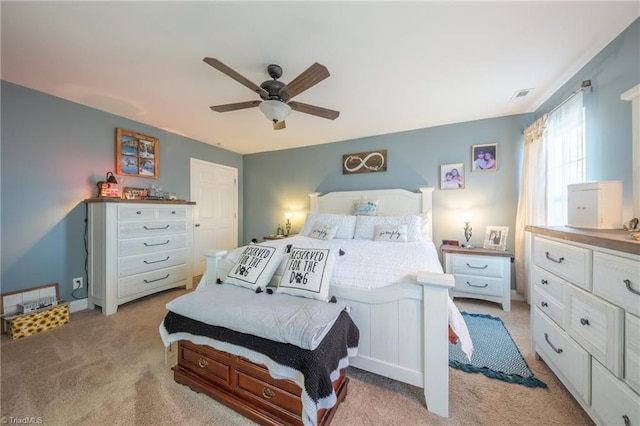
[259,100,291,123]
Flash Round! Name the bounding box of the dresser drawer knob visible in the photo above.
[544,333,563,354]
[198,358,209,368]
[541,301,548,308]
[262,387,276,399]
[541,279,548,285]
[466,263,488,270]
[623,415,630,426]
[579,318,590,326]
[624,279,640,296]
[545,252,565,264]
[137,211,142,215]
[466,281,488,288]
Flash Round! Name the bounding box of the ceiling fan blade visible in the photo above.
[203,57,269,98]
[288,101,340,120]
[209,100,261,113]
[273,120,286,130]
[279,62,330,102]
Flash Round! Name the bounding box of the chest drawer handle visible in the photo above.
[137,211,142,215]
[198,358,209,368]
[144,256,170,264]
[144,225,170,230]
[144,273,170,283]
[144,240,170,247]
[544,333,563,354]
[545,252,565,263]
[466,281,488,288]
[580,318,590,326]
[623,415,630,426]
[625,279,640,296]
[466,263,488,270]
[262,387,276,399]
[541,279,548,285]
[541,301,548,307]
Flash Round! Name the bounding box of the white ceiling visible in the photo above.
[2,1,638,154]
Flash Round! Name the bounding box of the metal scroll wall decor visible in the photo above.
[342,149,387,174]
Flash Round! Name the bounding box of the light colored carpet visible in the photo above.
[1,287,593,425]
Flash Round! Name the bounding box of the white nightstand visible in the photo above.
[441,245,514,311]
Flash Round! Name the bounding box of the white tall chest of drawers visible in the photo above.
[85,198,195,315]
[527,226,640,425]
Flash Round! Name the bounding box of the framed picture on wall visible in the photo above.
[440,163,464,189]
[471,143,498,171]
[116,128,159,178]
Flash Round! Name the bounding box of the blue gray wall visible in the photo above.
[1,82,243,302]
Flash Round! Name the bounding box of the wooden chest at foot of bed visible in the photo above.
[172,340,348,426]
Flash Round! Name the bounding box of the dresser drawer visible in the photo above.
[451,255,505,278]
[532,307,591,403]
[119,249,187,277]
[533,287,564,327]
[453,275,503,297]
[179,341,232,389]
[565,285,623,377]
[592,359,640,426]
[157,206,187,219]
[118,205,157,220]
[119,220,187,239]
[534,236,592,290]
[119,234,187,257]
[593,251,640,318]
[532,265,565,303]
[118,264,188,298]
[625,313,640,394]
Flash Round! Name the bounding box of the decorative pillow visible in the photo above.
[223,245,284,291]
[354,215,423,241]
[300,213,356,239]
[308,222,338,241]
[276,247,335,302]
[373,224,408,242]
[351,199,379,216]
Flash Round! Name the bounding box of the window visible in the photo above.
[545,92,586,225]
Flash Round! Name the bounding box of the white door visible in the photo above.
[190,159,238,276]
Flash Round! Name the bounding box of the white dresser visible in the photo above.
[85,199,195,315]
[527,226,640,425]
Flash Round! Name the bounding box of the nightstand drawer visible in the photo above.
[451,255,504,278]
[453,275,503,297]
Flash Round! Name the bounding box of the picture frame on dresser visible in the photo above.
[483,225,508,251]
[116,128,159,179]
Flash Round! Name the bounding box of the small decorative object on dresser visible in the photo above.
[567,181,622,229]
[441,244,513,311]
[483,225,509,251]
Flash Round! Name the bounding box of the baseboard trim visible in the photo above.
[511,290,526,302]
[70,298,88,313]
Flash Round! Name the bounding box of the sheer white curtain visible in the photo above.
[515,115,547,302]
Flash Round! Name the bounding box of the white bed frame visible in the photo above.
[202,187,453,417]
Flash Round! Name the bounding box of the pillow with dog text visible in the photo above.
[276,247,335,302]
[223,245,284,291]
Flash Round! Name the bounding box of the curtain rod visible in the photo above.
[547,79,592,116]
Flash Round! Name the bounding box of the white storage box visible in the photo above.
[567,181,622,229]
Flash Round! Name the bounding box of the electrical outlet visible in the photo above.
[73,277,83,290]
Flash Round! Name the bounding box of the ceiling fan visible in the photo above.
[204,57,340,130]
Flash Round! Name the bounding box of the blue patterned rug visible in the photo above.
[449,312,546,388]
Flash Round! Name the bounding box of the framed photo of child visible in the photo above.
[472,143,498,171]
[483,225,509,251]
[440,163,465,189]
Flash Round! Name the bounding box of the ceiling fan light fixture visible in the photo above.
[259,100,291,123]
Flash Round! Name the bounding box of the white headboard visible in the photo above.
[308,187,434,239]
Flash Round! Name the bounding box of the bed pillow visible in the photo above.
[300,213,356,239]
[276,247,335,302]
[222,245,284,291]
[308,222,338,240]
[373,224,408,242]
[354,215,423,241]
[351,199,378,215]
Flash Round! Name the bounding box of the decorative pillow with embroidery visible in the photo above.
[354,215,423,241]
[308,222,338,241]
[276,247,335,302]
[300,213,356,239]
[351,199,379,215]
[223,245,284,291]
[373,224,408,242]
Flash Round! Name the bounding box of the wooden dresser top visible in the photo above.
[84,197,195,205]
[526,225,640,256]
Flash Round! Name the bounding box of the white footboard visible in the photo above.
[202,250,454,417]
